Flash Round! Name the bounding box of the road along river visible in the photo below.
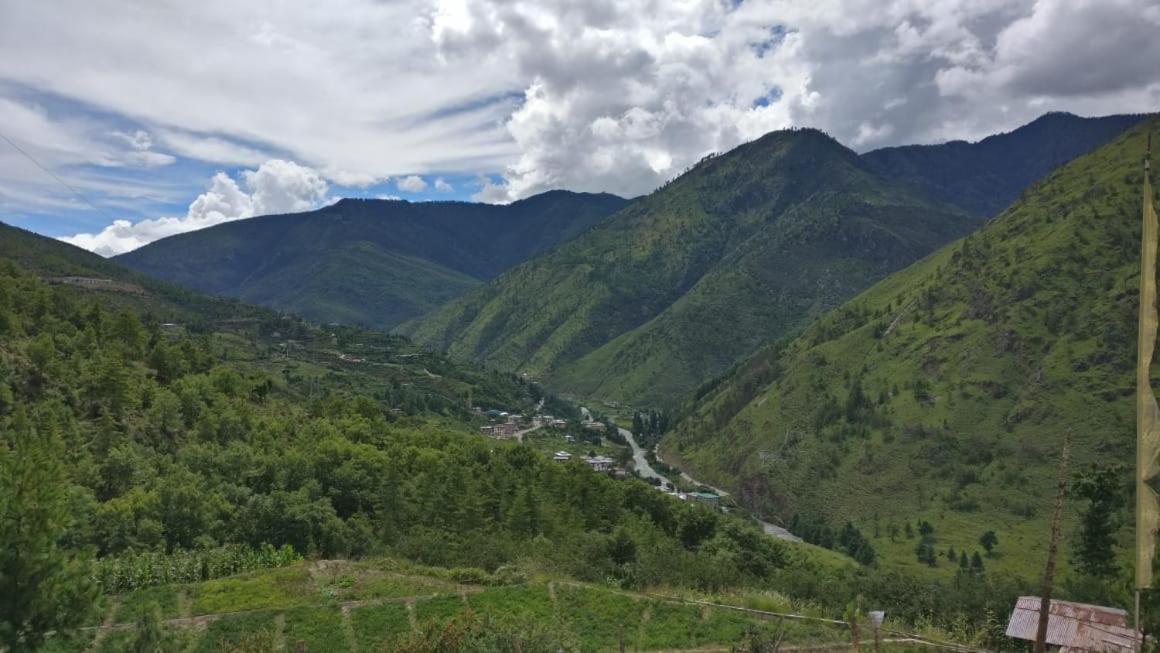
[618,427,801,542]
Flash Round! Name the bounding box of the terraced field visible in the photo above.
[41,559,949,652]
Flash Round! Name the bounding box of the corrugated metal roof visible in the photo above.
[1006,597,1138,652]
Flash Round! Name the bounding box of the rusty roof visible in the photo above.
[1006,597,1138,652]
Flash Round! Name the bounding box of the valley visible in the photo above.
[2,110,1155,652]
[7,3,1160,651]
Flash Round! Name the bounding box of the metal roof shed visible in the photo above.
[1005,596,1139,653]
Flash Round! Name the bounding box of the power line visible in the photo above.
[0,129,118,221]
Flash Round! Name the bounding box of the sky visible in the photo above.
[1,0,1159,257]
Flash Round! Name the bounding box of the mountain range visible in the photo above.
[663,116,1160,576]
[861,112,1143,216]
[402,113,1144,406]
[114,113,1142,409]
[116,190,628,330]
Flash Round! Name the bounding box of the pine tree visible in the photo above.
[0,411,96,652]
[971,552,985,573]
[1071,465,1121,578]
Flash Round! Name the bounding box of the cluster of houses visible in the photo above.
[476,409,529,438]
[475,408,602,439]
[551,451,627,477]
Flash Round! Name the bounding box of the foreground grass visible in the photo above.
[68,556,955,652]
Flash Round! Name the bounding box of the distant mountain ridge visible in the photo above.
[862,112,1145,216]
[116,190,628,329]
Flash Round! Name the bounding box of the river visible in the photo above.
[619,426,801,543]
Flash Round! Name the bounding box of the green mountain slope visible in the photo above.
[862,112,1145,216]
[663,117,1160,578]
[116,190,628,329]
[402,129,978,406]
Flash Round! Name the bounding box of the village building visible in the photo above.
[1004,597,1138,653]
[553,451,572,462]
[585,455,615,472]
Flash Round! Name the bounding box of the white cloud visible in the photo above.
[60,159,328,256]
[433,177,453,192]
[242,159,328,214]
[4,0,1160,217]
[0,0,519,196]
[397,174,428,192]
[153,129,270,166]
[432,0,1160,202]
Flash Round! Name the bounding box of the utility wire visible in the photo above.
[0,129,118,221]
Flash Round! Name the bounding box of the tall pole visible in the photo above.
[1140,130,1153,652]
[1035,431,1071,653]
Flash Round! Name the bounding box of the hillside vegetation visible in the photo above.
[0,230,1034,651]
[664,117,1160,587]
[403,129,976,407]
[116,191,628,329]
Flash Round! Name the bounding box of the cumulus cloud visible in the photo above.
[428,0,1160,202]
[4,0,1160,218]
[61,159,328,256]
[433,177,453,192]
[397,174,428,192]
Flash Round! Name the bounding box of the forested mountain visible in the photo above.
[863,112,1145,216]
[663,117,1160,584]
[115,190,628,329]
[402,128,977,407]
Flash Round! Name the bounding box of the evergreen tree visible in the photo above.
[971,552,985,574]
[979,530,998,556]
[0,412,96,652]
[1071,465,1121,578]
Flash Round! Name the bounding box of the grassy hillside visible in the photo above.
[863,112,1144,216]
[116,190,628,329]
[664,117,1160,586]
[402,129,976,407]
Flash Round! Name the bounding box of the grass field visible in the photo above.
[60,557,944,652]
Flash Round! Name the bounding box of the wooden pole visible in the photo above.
[1136,590,1144,653]
[1034,432,1072,653]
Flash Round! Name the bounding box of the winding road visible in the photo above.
[620,426,801,543]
